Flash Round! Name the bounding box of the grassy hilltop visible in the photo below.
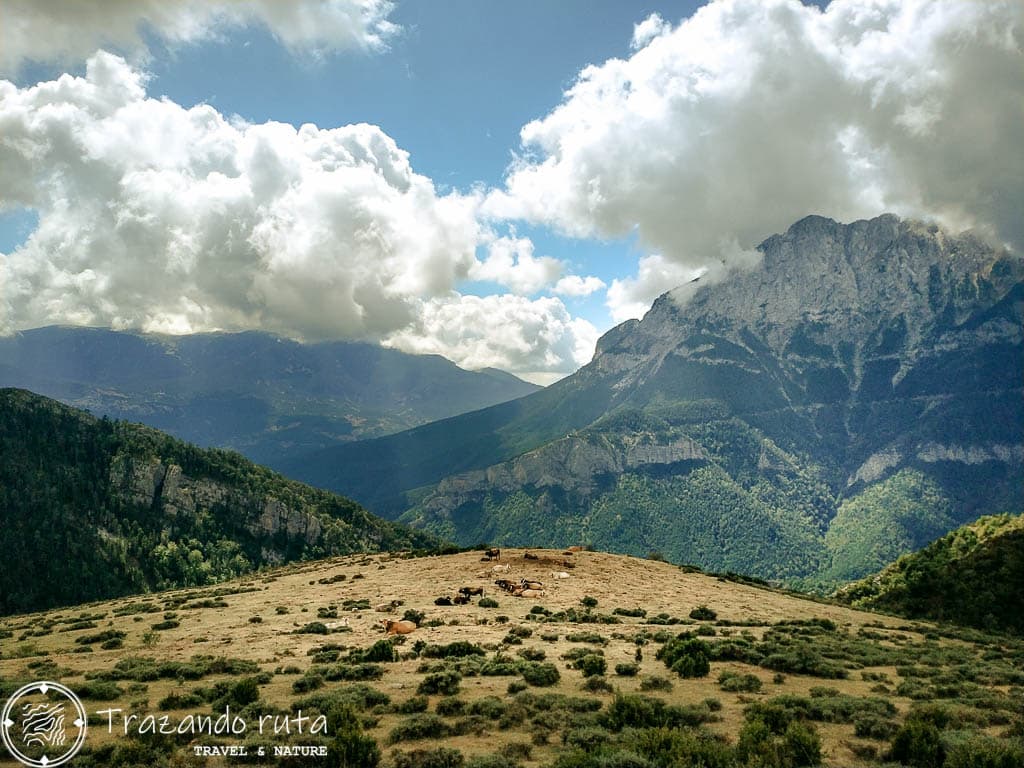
[2,548,1022,768]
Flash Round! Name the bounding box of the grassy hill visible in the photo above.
[1,548,1022,767]
[835,513,1024,634]
[0,388,440,616]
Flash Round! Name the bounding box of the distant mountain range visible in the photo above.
[836,513,1024,635]
[283,214,1023,585]
[0,327,538,467]
[0,388,440,616]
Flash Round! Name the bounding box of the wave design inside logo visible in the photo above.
[20,703,66,749]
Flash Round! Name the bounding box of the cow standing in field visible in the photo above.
[483,547,501,561]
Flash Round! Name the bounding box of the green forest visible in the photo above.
[0,389,439,616]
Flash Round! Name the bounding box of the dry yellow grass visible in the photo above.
[0,548,976,766]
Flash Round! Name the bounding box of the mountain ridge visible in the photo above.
[0,327,540,469]
[287,214,1023,584]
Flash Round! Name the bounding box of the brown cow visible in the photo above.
[484,547,501,561]
[512,588,547,598]
[452,595,471,605]
[459,586,485,596]
[523,552,539,560]
[382,619,417,635]
[519,579,544,591]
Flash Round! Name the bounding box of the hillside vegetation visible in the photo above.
[0,388,439,616]
[836,513,1024,634]
[1,549,1022,768]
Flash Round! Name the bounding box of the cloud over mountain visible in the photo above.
[486,0,1023,318]
[0,51,595,378]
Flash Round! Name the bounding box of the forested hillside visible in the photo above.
[836,513,1024,634]
[0,388,440,615]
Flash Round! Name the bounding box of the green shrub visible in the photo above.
[418,670,462,696]
[351,639,398,663]
[572,654,607,678]
[854,714,899,740]
[737,718,822,768]
[157,691,204,710]
[689,606,717,621]
[465,754,522,768]
[615,663,639,677]
[292,672,325,694]
[74,681,124,700]
[626,727,734,768]
[387,714,452,744]
[718,671,762,693]
[423,641,487,659]
[296,622,330,635]
[581,676,613,693]
[324,663,385,681]
[612,607,647,618]
[436,698,465,717]
[638,676,673,693]
[945,734,1024,768]
[75,629,126,645]
[520,662,560,687]
[517,647,546,662]
[887,720,946,768]
[395,695,430,714]
[565,631,607,645]
[478,598,499,608]
[657,637,711,679]
[581,596,599,608]
[391,747,465,768]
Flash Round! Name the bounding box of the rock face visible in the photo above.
[305,214,1023,583]
[113,457,323,545]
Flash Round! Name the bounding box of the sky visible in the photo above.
[0,1,1020,384]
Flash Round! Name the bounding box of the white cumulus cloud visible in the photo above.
[553,275,606,298]
[0,0,398,74]
[487,0,1023,316]
[383,294,599,384]
[470,235,564,295]
[0,51,591,377]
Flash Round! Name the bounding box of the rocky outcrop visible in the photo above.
[111,456,323,545]
[421,432,708,517]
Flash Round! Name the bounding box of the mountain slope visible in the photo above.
[288,215,1024,582]
[0,327,539,468]
[835,513,1024,634]
[0,388,440,616]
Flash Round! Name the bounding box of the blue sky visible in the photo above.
[0,1,1016,382]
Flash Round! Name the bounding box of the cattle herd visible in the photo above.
[378,548,583,634]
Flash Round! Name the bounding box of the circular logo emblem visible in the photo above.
[1,681,87,767]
